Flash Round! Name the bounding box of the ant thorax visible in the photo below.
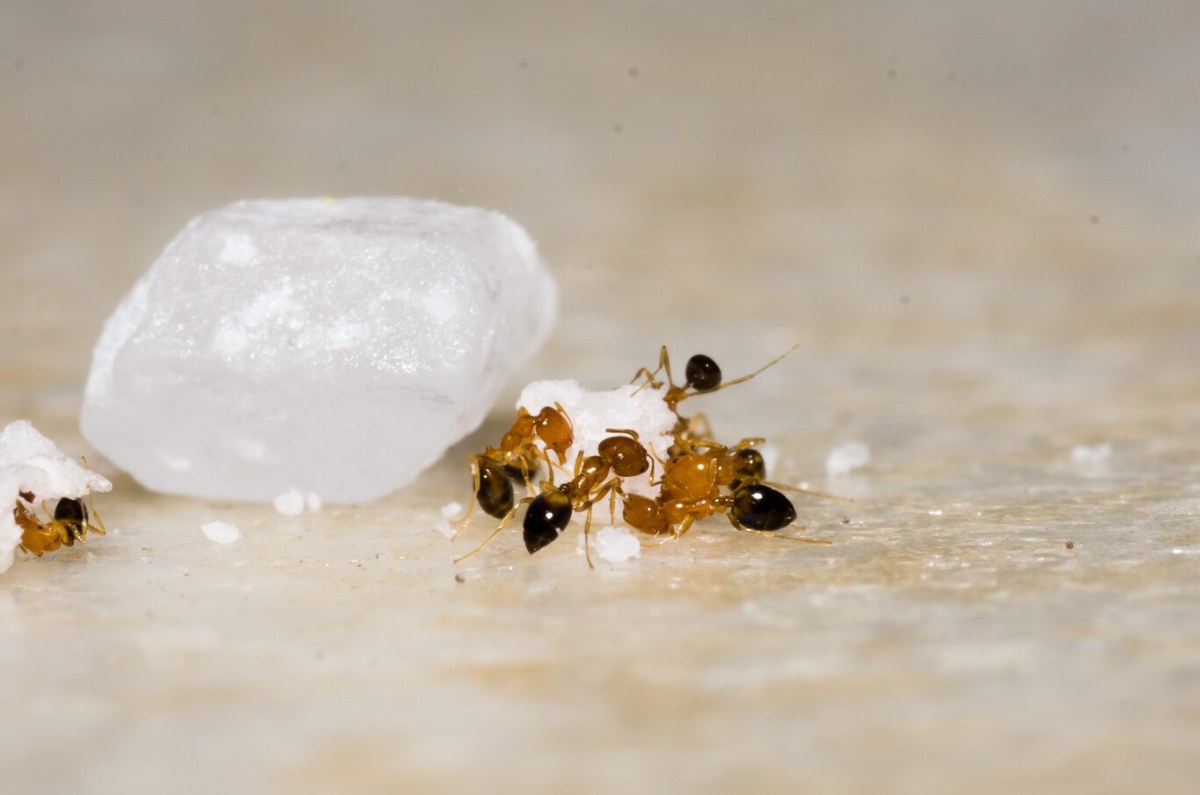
[514,379,676,498]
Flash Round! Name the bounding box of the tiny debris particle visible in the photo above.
[202,520,241,544]
[454,573,465,584]
[1065,540,1075,550]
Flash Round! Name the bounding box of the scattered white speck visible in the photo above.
[435,502,464,538]
[928,509,944,516]
[202,521,241,544]
[273,488,306,516]
[825,441,870,477]
[1071,442,1111,463]
[1071,442,1112,475]
[590,525,641,563]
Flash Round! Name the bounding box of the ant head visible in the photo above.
[684,354,722,392]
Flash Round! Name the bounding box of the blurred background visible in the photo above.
[5,1,1198,406]
[2,2,1198,793]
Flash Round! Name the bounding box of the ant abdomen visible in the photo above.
[475,458,516,519]
[731,483,796,531]
[523,489,573,553]
[621,493,671,535]
[684,354,722,391]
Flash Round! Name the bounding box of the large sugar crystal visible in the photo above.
[81,198,556,502]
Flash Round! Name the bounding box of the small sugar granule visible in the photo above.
[825,441,870,477]
[516,379,675,498]
[590,525,641,564]
[435,501,464,538]
[201,521,241,544]
[1071,442,1112,466]
[274,488,305,516]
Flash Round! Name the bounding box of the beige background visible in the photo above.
[2,2,1198,793]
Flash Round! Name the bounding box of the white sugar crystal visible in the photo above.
[81,197,556,503]
[201,521,241,544]
[305,492,322,512]
[273,488,306,516]
[825,441,870,477]
[515,379,676,498]
[590,524,641,563]
[0,420,112,573]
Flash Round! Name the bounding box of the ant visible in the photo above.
[456,403,574,532]
[14,489,107,557]
[631,344,799,447]
[456,428,653,567]
[621,437,836,542]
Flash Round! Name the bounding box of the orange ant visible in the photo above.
[631,345,799,446]
[456,403,574,533]
[456,427,653,567]
[632,344,800,413]
[621,437,837,542]
[14,488,107,557]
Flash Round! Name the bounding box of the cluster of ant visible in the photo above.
[454,346,831,566]
[12,488,106,558]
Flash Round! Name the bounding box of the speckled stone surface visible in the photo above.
[2,3,1198,794]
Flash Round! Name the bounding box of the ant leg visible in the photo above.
[630,345,673,393]
[452,456,484,540]
[582,503,595,569]
[84,492,107,537]
[453,497,532,564]
[672,515,695,539]
[723,511,833,544]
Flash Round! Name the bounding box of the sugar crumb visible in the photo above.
[825,441,870,477]
[202,521,241,544]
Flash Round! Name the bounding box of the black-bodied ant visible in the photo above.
[14,490,107,558]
